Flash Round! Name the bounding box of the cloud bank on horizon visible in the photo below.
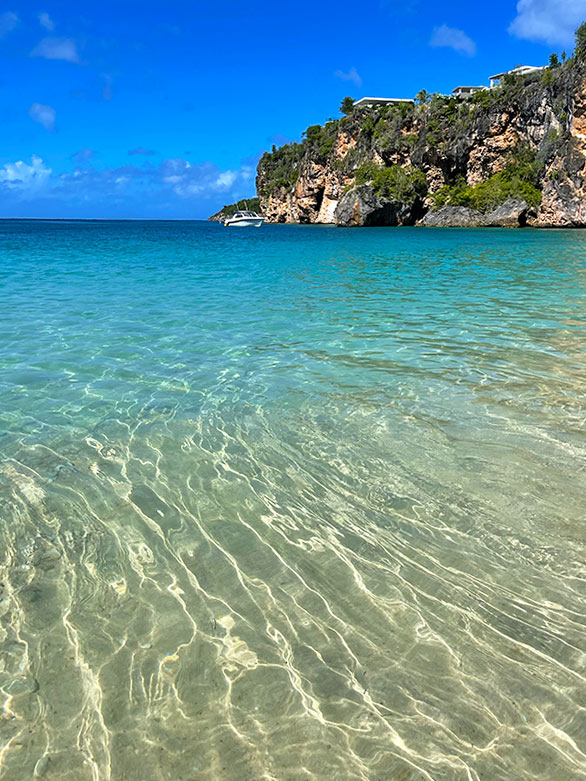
[0,154,256,218]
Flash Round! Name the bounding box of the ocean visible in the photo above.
[1,219,586,780]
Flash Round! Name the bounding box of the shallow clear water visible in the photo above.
[1,220,586,780]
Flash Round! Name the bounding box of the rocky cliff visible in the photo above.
[255,56,586,227]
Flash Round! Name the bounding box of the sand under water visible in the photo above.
[1,220,586,779]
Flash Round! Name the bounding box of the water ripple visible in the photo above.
[1,221,586,779]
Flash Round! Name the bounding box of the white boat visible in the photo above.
[224,210,265,227]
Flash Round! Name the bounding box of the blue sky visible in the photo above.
[1,0,584,218]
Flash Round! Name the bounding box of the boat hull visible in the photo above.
[225,218,264,227]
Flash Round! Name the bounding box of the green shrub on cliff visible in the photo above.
[258,142,304,194]
[471,88,498,109]
[340,96,355,115]
[355,163,427,203]
[360,114,378,137]
[373,166,427,202]
[434,174,541,211]
[433,149,542,211]
[303,122,338,158]
[433,179,468,208]
[400,133,419,149]
[354,162,381,185]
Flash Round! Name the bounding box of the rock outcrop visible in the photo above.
[335,184,424,227]
[421,198,536,227]
[420,206,486,227]
[485,197,536,227]
[255,58,586,227]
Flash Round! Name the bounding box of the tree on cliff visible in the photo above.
[575,22,586,59]
[340,96,355,115]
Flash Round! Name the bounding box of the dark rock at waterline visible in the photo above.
[420,198,536,228]
[335,184,424,227]
[485,197,536,227]
[419,205,486,227]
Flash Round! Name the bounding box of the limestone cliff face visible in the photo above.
[256,61,586,227]
[260,162,353,224]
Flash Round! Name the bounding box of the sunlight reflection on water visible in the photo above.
[1,221,586,779]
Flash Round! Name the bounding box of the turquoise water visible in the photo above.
[1,220,586,780]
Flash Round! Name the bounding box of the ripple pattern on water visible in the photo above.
[1,221,586,779]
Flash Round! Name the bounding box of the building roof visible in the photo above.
[353,97,414,107]
[452,86,486,92]
[489,65,546,80]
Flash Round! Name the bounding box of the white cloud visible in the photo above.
[430,24,477,56]
[334,66,362,87]
[31,36,79,63]
[29,102,56,131]
[38,11,54,30]
[0,155,52,191]
[216,170,238,188]
[509,0,586,45]
[0,10,18,37]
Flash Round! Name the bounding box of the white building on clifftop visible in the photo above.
[489,65,546,87]
[452,85,487,99]
[353,97,415,108]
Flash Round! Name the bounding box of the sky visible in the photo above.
[1,0,585,219]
